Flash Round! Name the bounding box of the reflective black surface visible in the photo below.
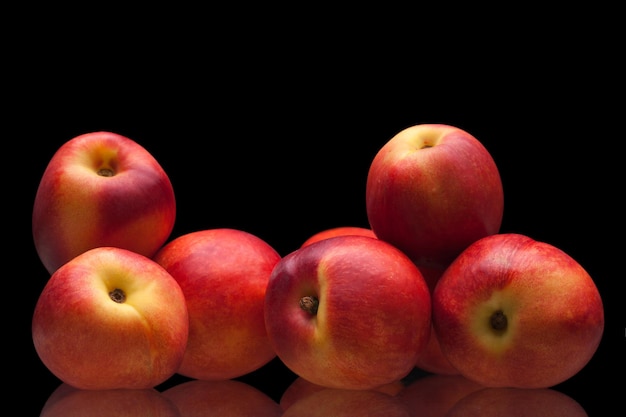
[32,356,614,416]
[15,43,621,416]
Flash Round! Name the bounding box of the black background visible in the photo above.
[10,12,623,416]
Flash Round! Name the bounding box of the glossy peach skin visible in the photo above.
[300,226,377,247]
[153,228,281,380]
[432,233,604,388]
[162,379,282,417]
[32,131,176,274]
[366,123,504,268]
[32,247,189,390]
[302,226,459,376]
[264,235,432,390]
[40,383,181,417]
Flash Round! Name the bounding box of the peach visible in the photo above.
[153,228,281,380]
[432,233,604,388]
[264,235,431,390]
[366,123,503,268]
[413,265,459,375]
[300,226,376,247]
[32,246,189,390]
[32,131,176,274]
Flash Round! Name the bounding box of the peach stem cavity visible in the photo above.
[299,296,319,314]
[109,288,126,304]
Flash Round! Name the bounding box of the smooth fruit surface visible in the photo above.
[414,324,459,376]
[366,123,503,268]
[264,235,431,390]
[300,226,376,247]
[432,233,604,388]
[32,246,189,390]
[413,265,459,375]
[153,228,281,380]
[32,131,176,274]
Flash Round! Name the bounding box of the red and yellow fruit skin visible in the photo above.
[32,246,189,390]
[32,131,176,274]
[264,235,432,390]
[300,226,377,247]
[414,264,460,375]
[366,123,504,268]
[154,228,281,380]
[432,233,604,389]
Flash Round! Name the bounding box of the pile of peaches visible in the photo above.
[32,126,604,412]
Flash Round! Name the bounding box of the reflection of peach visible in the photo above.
[282,387,412,416]
[397,374,484,417]
[374,379,406,397]
[161,379,282,417]
[445,387,588,417]
[280,376,405,411]
[40,383,181,417]
[279,377,326,411]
